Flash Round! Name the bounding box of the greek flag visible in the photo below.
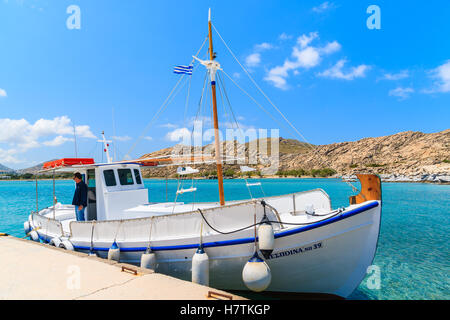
[173,65,193,75]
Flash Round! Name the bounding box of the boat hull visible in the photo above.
[60,200,381,298]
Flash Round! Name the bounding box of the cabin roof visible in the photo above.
[38,158,144,173]
[38,154,219,173]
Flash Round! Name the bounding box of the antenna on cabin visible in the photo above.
[99,131,113,163]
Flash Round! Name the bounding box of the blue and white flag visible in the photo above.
[173,65,193,75]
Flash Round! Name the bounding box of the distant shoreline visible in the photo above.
[1,176,449,185]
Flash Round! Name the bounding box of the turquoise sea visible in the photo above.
[0,178,449,300]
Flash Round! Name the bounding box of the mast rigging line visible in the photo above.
[211,22,315,152]
[125,36,209,159]
[220,69,296,141]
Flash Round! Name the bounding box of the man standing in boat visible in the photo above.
[72,172,88,221]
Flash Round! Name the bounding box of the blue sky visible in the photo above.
[0,0,449,169]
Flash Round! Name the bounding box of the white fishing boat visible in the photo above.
[23,10,382,299]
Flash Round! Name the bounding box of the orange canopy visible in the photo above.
[43,158,95,170]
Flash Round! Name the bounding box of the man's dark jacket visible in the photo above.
[72,180,88,207]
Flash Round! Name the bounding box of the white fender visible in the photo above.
[192,246,209,286]
[49,237,62,247]
[107,241,120,262]
[258,223,275,259]
[140,248,157,270]
[24,221,31,235]
[29,230,40,242]
[59,239,74,251]
[242,252,272,292]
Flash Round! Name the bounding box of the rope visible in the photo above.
[220,69,291,137]
[22,226,41,239]
[113,221,122,243]
[197,204,344,235]
[89,221,95,253]
[345,180,359,193]
[146,218,153,251]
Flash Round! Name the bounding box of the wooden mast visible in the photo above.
[208,9,225,206]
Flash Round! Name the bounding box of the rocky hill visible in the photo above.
[0,164,15,173]
[16,160,57,175]
[140,129,450,182]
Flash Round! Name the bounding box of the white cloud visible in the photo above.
[43,135,73,147]
[254,42,273,52]
[244,43,275,70]
[0,88,6,97]
[423,60,450,93]
[381,70,409,81]
[389,87,414,100]
[159,123,178,129]
[317,59,370,80]
[165,127,191,142]
[144,136,153,141]
[297,32,319,49]
[112,135,132,142]
[74,125,97,139]
[321,41,341,54]
[245,53,261,68]
[292,46,321,68]
[312,1,336,13]
[264,32,341,89]
[279,33,293,41]
[0,116,96,164]
[0,147,23,164]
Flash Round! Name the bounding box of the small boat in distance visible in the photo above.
[23,10,382,299]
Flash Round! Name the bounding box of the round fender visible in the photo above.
[59,240,74,251]
[24,221,31,235]
[242,252,271,292]
[49,237,62,247]
[29,230,40,242]
[191,246,209,286]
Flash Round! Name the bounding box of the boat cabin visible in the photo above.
[40,158,148,221]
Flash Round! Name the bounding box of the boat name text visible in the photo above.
[266,241,323,260]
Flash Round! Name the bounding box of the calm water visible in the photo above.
[0,178,449,300]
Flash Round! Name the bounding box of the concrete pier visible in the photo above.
[0,235,245,300]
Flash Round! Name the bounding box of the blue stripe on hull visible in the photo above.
[72,201,379,253]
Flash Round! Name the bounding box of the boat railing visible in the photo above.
[31,211,64,239]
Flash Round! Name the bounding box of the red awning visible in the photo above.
[43,158,95,170]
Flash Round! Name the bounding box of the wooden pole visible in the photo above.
[53,170,56,219]
[208,10,225,206]
[35,175,38,213]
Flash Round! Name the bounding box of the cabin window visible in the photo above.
[103,170,117,186]
[134,169,142,184]
[118,169,134,185]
